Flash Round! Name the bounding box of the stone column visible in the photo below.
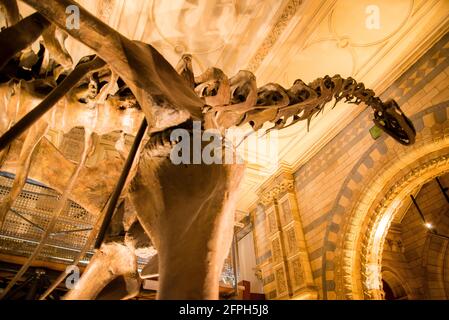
[253,166,317,299]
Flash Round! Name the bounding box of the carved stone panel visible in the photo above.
[266,206,278,235]
[271,237,282,263]
[275,265,288,296]
[280,198,293,226]
[284,226,298,255]
[254,168,316,299]
[261,264,277,299]
[290,256,305,290]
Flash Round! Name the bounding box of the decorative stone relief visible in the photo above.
[291,257,304,288]
[275,266,288,295]
[285,227,298,255]
[254,167,316,299]
[247,0,303,72]
[281,198,293,226]
[271,237,282,263]
[260,179,295,206]
[267,208,278,234]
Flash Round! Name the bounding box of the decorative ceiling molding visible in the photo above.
[246,0,303,73]
[258,165,295,206]
[150,0,238,55]
[97,0,117,24]
[328,0,414,48]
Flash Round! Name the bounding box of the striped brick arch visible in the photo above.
[322,100,449,299]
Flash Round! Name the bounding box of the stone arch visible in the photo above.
[320,100,449,299]
[356,153,449,299]
[381,267,411,300]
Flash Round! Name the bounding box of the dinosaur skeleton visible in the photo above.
[0,0,416,300]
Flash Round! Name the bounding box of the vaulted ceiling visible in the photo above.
[17,0,449,214]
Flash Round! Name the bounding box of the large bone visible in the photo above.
[39,203,109,300]
[0,119,48,228]
[129,143,245,299]
[62,201,149,300]
[0,77,144,141]
[63,241,139,300]
[0,0,20,27]
[0,12,50,70]
[42,24,73,68]
[0,56,106,151]
[0,128,95,299]
[40,197,146,300]
[96,71,119,104]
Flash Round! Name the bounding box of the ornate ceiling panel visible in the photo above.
[19,0,289,75]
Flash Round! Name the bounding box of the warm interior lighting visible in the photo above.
[425,222,433,229]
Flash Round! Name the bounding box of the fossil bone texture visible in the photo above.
[0,0,416,300]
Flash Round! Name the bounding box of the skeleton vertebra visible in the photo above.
[0,0,416,300]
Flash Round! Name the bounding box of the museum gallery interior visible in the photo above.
[0,0,448,300]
